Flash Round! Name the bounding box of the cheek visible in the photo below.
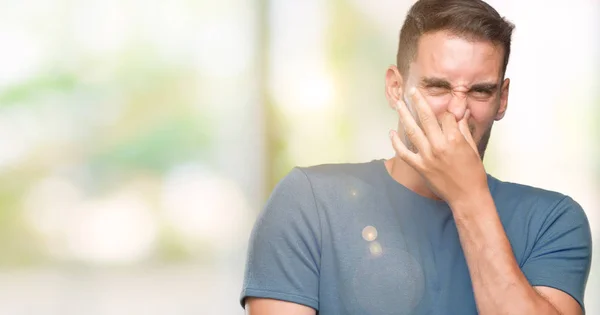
[426,96,452,115]
[469,103,497,123]
[425,96,498,117]
[468,105,497,137]
[422,96,498,132]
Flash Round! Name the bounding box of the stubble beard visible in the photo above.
[402,123,493,162]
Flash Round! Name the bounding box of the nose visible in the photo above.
[447,92,468,120]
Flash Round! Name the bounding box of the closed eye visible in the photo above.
[468,83,498,100]
[470,88,493,96]
[426,86,451,96]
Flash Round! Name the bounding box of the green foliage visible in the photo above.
[0,45,214,265]
[89,114,211,175]
[0,72,78,107]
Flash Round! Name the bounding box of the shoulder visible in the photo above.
[489,175,590,237]
[490,176,592,272]
[296,160,383,191]
[490,175,585,215]
[264,160,380,215]
[490,175,565,206]
[271,162,369,198]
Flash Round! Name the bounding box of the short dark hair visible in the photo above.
[396,0,515,78]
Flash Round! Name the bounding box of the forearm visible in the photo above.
[450,192,560,315]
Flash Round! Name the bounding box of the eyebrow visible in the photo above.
[420,77,452,89]
[420,77,498,92]
[469,83,499,92]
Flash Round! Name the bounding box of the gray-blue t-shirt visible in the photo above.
[241,160,592,314]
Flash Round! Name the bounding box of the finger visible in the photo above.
[408,88,443,140]
[389,129,422,169]
[440,111,458,135]
[458,109,478,151]
[395,98,429,154]
[439,111,463,146]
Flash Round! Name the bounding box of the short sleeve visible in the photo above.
[240,168,321,310]
[521,196,593,312]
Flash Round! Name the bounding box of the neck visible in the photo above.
[384,156,442,201]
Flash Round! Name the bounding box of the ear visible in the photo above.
[385,65,404,110]
[495,78,510,120]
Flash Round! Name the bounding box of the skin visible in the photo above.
[385,30,508,200]
[246,31,582,315]
[387,31,581,315]
[245,298,315,315]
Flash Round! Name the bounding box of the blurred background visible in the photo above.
[0,0,597,314]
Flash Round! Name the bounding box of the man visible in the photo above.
[241,0,593,314]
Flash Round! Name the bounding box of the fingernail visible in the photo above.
[408,87,416,96]
[389,130,395,139]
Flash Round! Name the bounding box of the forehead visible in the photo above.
[411,31,504,84]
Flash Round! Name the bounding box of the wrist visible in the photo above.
[449,186,494,216]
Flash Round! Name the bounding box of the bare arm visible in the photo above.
[390,88,587,315]
[245,298,317,315]
[451,193,582,315]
